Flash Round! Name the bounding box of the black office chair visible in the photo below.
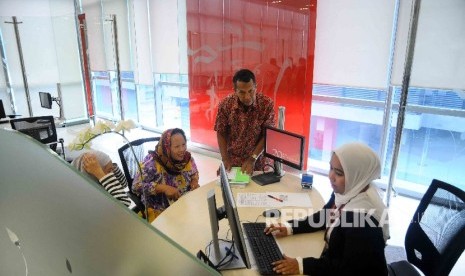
[386,179,465,276]
[0,99,6,121]
[10,115,66,159]
[118,137,160,218]
[0,99,21,123]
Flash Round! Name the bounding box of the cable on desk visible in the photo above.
[215,241,236,269]
[204,238,236,270]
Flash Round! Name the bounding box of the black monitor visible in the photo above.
[39,92,53,109]
[206,162,251,270]
[252,126,305,185]
[0,100,6,119]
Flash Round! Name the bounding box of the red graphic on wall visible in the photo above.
[186,0,317,168]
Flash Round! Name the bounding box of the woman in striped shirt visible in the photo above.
[72,150,131,207]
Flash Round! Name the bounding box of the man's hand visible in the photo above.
[217,158,232,176]
[241,157,255,175]
[223,159,232,172]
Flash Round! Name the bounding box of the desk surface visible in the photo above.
[152,173,326,275]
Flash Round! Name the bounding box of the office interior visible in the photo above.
[0,0,464,274]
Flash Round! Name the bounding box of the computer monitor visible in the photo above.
[0,128,217,275]
[206,162,251,270]
[264,126,305,170]
[252,126,305,185]
[39,92,53,109]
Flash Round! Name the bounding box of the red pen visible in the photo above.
[268,194,283,202]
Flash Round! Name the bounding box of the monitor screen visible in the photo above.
[0,100,6,119]
[0,128,217,275]
[39,92,53,109]
[264,126,305,170]
[206,162,251,270]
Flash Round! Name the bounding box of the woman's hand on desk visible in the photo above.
[189,173,200,191]
[264,223,288,237]
[157,185,181,200]
[190,182,200,190]
[272,255,299,275]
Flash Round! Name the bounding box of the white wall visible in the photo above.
[149,0,184,74]
[392,0,465,90]
[313,0,395,89]
[81,0,106,71]
[314,0,465,91]
[129,0,153,85]
[101,0,132,71]
[0,0,52,16]
[81,0,133,72]
[177,0,188,75]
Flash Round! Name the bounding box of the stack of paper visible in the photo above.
[236,192,312,208]
[227,167,250,186]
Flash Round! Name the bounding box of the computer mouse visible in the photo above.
[263,209,281,218]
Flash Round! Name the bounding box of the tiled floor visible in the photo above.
[57,124,464,274]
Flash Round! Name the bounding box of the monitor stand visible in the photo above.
[273,161,285,178]
[209,240,246,270]
[53,83,66,128]
[54,118,66,128]
[251,162,285,186]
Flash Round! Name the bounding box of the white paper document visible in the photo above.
[236,192,312,208]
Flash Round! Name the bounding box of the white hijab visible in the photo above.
[333,142,390,242]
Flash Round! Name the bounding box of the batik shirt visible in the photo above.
[214,92,275,170]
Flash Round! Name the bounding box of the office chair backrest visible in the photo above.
[118,137,160,190]
[10,115,58,151]
[0,100,6,119]
[405,179,465,276]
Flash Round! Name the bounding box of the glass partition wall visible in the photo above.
[308,0,465,195]
[0,14,86,123]
[81,0,130,122]
[79,0,189,134]
[389,0,465,194]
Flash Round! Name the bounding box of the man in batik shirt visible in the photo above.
[214,69,276,175]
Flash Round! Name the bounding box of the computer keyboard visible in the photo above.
[252,172,281,186]
[243,222,283,275]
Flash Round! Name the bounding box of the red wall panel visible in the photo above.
[187,0,317,168]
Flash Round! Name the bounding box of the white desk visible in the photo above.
[152,173,326,275]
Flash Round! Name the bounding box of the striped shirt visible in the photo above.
[98,165,131,207]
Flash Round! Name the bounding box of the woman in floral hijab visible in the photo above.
[132,128,200,221]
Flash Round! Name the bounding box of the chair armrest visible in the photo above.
[46,138,66,160]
